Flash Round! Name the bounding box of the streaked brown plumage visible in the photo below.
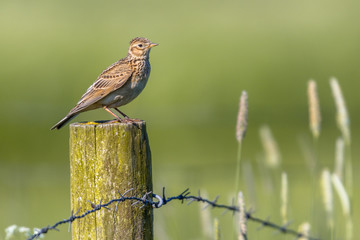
[51,37,158,130]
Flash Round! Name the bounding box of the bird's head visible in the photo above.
[128,37,158,59]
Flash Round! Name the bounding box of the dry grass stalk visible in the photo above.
[214,218,221,240]
[298,222,311,240]
[331,174,350,217]
[242,161,257,208]
[330,77,353,212]
[259,125,281,168]
[331,174,352,240]
[321,169,333,229]
[331,173,350,217]
[281,172,288,224]
[330,77,351,144]
[199,191,213,238]
[345,218,353,240]
[235,91,248,199]
[334,137,345,181]
[236,91,248,143]
[307,80,321,139]
[238,192,247,240]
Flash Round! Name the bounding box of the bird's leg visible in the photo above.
[114,108,138,127]
[114,108,140,129]
[103,106,122,122]
[114,108,129,119]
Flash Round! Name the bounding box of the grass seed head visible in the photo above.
[330,77,351,144]
[307,80,321,139]
[236,91,248,143]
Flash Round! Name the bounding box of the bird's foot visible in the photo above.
[122,118,142,123]
[122,118,141,129]
[106,118,141,129]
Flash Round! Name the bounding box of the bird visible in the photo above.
[51,37,158,130]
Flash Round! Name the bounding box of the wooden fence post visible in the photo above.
[69,120,153,240]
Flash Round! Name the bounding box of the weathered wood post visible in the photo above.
[69,120,153,239]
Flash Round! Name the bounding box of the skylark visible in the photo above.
[51,37,158,130]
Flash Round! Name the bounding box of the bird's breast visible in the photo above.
[104,61,151,108]
[130,60,150,88]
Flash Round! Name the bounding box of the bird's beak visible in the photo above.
[149,42,159,48]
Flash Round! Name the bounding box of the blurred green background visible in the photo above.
[0,0,359,239]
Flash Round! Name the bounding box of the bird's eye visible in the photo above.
[138,44,143,48]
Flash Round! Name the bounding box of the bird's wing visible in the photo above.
[68,61,132,115]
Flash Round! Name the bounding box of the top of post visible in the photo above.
[70,120,147,129]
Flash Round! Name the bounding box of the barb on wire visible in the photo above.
[27,187,319,240]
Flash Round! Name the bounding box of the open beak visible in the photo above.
[149,42,159,48]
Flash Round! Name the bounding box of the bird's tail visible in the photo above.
[51,113,78,130]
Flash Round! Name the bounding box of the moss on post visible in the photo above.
[70,120,153,240]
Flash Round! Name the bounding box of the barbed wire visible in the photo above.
[27,187,319,240]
